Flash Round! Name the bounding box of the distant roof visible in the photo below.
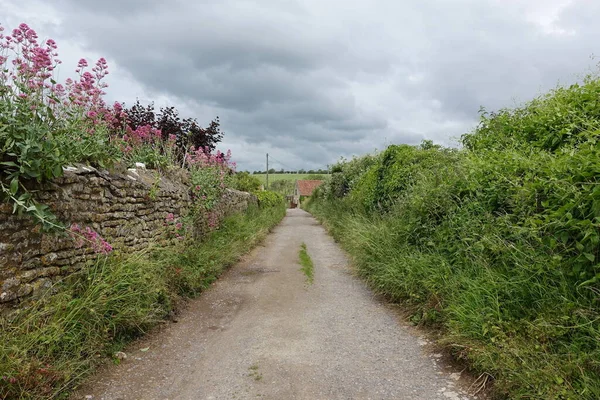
[296,180,323,196]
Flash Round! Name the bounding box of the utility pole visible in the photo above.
[266,153,269,190]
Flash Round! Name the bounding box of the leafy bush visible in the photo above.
[255,190,284,208]
[267,179,295,195]
[307,73,600,399]
[232,171,262,192]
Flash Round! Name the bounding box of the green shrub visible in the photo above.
[255,190,284,208]
[232,171,262,192]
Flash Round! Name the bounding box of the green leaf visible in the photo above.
[9,178,18,196]
[583,253,595,262]
[53,164,62,177]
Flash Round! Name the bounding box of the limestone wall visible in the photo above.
[0,165,256,312]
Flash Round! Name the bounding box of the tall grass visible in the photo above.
[0,204,286,399]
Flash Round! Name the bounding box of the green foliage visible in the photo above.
[351,143,458,213]
[232,171,262,192]
[307,74,600,399]
[255,190,285,208]
[0,94,115,230]
[0,204,286,399]
[189,166,228,212]
[326,154,379,199]
[463,74,600,152]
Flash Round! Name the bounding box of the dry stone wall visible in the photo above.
[0,165,256,312]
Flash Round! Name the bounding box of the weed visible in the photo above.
[147,171,161,200]
[299,243,314,284]
[248,364,263,381]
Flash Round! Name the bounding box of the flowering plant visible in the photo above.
[0,21,234,236]
[69,224,113,254]
[0,23,119,227]
[187,147,235,229]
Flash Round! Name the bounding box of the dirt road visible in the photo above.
[75,209,473,400]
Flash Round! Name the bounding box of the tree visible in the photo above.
[123,100,224,159]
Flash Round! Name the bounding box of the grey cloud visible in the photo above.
[3,0,597,171]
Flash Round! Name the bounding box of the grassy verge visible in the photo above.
[306,197,600,400]
[298,243,314,284]
[0,204,286,399]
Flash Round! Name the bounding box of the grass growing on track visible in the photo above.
[299,243,314,284]
[0,204,286,400]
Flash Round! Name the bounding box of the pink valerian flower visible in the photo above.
[163,213,186,239]
[1,22,113,132]
[69,224,113,254]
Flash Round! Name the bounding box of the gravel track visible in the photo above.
[73,209,474,400]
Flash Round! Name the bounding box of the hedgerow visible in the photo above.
[255,190,285,208]
[307,72,600,399]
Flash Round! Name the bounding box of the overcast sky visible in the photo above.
[1,0,598,171]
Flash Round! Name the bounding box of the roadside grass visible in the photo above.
[298,243,314,285]
[0,204,286,400]
[306,196,600,400]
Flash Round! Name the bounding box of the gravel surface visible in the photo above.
[73,209,475,400]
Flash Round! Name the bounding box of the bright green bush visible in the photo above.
[307,74,600,399]
[232,171,262,192]
[255,190,284,208]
